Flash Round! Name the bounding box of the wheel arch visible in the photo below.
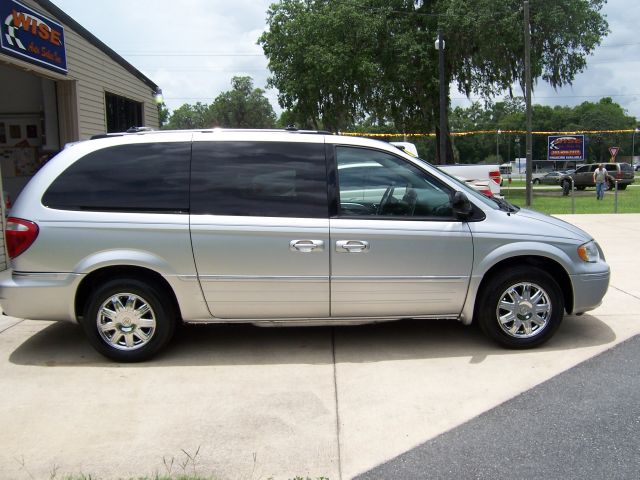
[471,255,573,324]
[74,265,182,324]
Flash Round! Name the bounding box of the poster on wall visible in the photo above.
[0,0,67,74]
[0,115,42,176]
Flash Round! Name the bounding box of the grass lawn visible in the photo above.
[500,184,640,214]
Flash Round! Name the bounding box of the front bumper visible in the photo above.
[571,270,610,314]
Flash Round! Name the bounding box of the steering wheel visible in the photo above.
[377,186,395,215]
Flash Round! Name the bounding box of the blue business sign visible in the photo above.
[548,135,585,161]
[0,0,67,73]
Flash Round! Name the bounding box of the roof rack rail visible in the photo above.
[126,126,155,133]
[90,127,333,139]
[90,133,121,140]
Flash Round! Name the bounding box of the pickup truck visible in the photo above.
[437,164,502,197]
[390,142,502,197]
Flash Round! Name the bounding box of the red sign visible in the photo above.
[609,146,620,158]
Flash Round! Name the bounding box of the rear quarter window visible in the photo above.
[42,142,191,212]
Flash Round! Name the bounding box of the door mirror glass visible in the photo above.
[452,191,473,219]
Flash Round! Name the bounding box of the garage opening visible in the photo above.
[0,62,76,271]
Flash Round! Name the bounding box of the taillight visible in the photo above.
[6,217,39,258]
[478,187,493,197]
[489,170,501,185]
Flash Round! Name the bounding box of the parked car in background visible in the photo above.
[564,163,635,191]
[499,163,512,186]
[533,171,567,185]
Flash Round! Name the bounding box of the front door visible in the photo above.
[330,146,473,318]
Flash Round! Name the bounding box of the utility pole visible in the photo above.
[436,29,447,164]
[524,1,533,206]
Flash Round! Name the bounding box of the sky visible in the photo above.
[49,0,640,123]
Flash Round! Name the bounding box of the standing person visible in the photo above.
[593,164,608,200]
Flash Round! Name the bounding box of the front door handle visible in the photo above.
[336,240,370,253]
[290,239,324,253]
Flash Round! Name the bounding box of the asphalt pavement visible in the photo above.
[357,334,640,480]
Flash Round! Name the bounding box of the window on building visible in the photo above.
[105,92,143,133]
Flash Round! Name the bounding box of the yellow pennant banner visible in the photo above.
[340,129,638,138]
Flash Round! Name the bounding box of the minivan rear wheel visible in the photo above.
[477,267,563,348]
[82,279,175,362]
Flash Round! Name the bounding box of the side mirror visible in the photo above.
[452,191,473,219]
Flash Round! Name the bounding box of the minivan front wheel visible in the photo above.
[477,267,563,348]
[82,279,175,362]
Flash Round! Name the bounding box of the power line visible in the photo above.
[122,53,264,57]
[598,42,640,48]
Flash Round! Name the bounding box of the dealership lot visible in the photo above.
[1,214,639,480]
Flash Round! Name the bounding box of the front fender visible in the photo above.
[475,241,575,278]
[460,241,575,325]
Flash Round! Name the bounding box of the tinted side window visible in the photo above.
[42,143,190,212]
[191,141,328,218]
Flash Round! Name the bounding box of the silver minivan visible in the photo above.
[0,129,610,361]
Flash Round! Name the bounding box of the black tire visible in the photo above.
[618,184,627,191]
[82,278,176,362]
[533,178,540,184]
[477,266,564,349]
[576,186,586,191]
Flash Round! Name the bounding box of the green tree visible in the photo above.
[259,0,609,161]
[209,76,277,128]
[446,97,636,163]
[164,102,214,130]
[164,77,276,130]
[157,102,170,128]
[574,97,637,162]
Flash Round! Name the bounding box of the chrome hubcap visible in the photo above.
[496,282,551,338]
[97,293,156,351]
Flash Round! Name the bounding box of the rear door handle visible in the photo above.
[289,240,324,253]
[336,240,370,253]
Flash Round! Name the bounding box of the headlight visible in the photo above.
[577,241,600,263]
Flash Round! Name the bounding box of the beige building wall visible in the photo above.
[20,0,160,140]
